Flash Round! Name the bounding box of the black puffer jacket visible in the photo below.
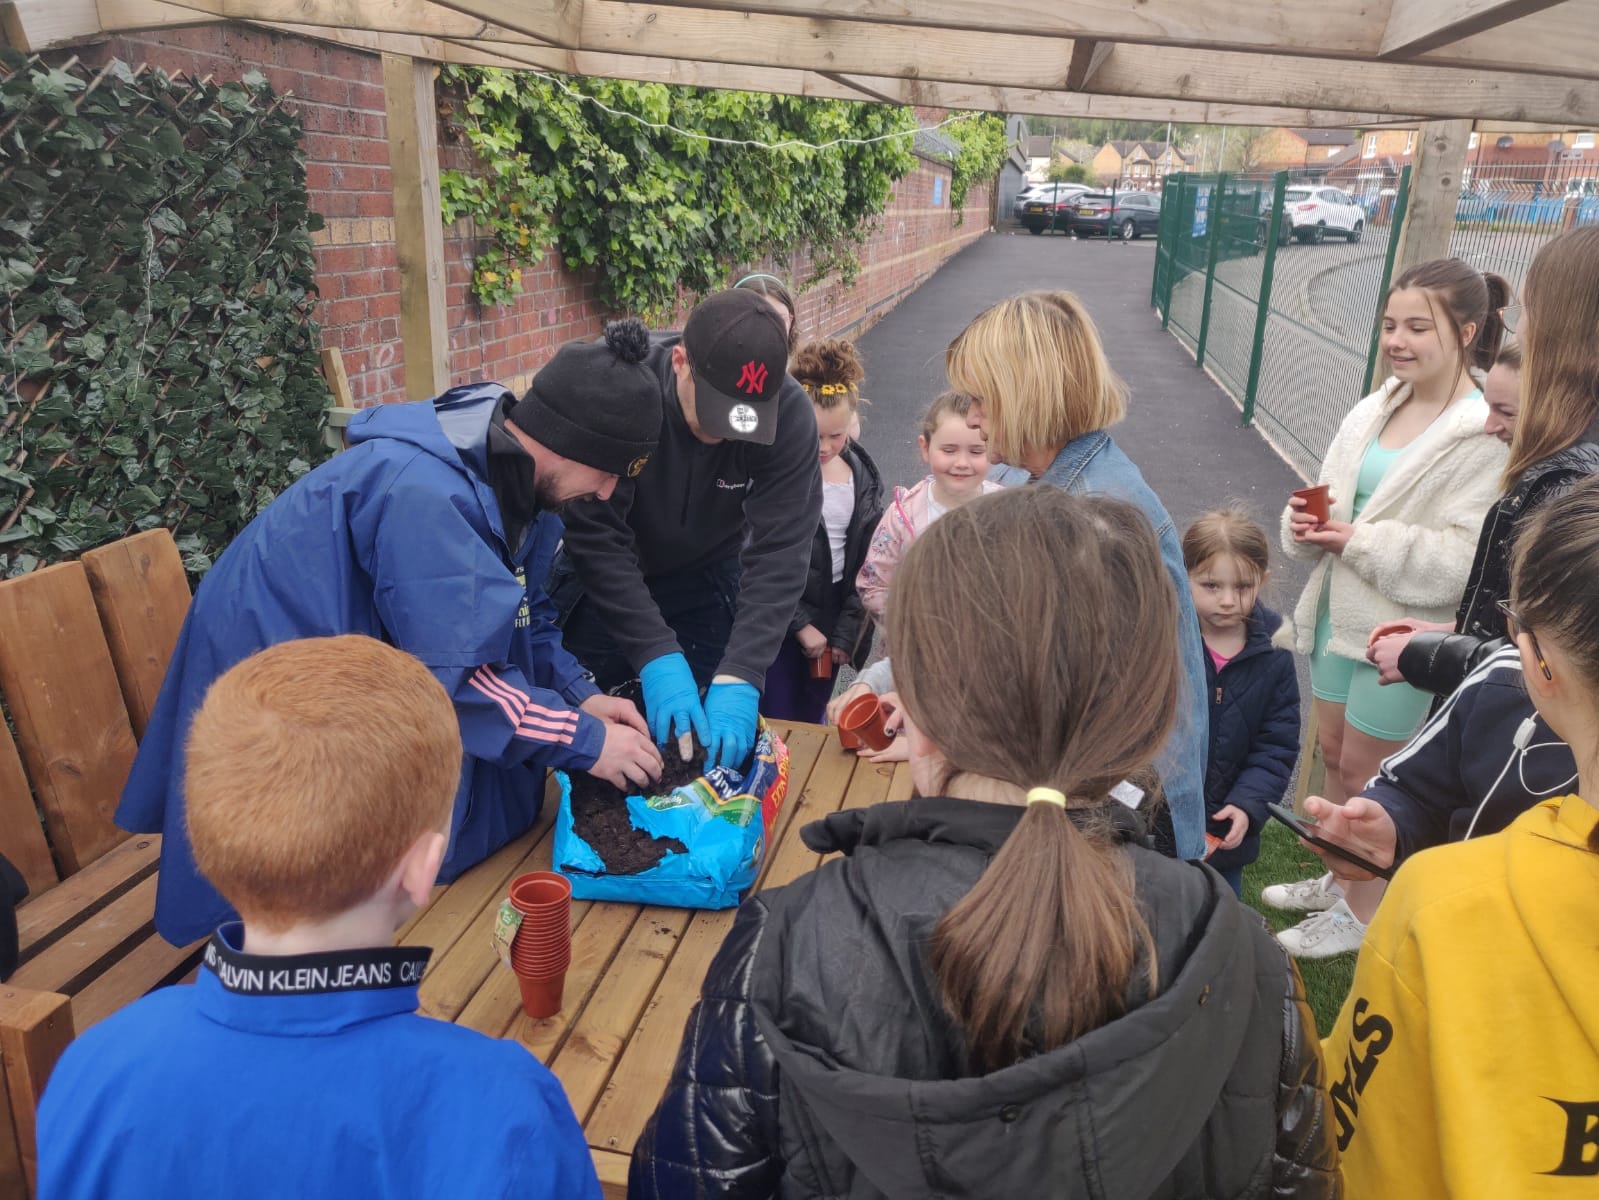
[630,798,1341,1199]
[1401,426,1599,696]
[789,440,884,669]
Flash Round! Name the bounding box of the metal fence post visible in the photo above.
[1158,175,1183,328]
[1242,171,1287,426]
[1363,166,1413,392]
[1194,173,1228,369]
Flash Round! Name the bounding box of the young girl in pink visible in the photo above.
[856,392,1001,626]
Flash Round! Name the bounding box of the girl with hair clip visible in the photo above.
[761,338,884,723]
[944,290,1208,861]
[1370,226,1599,697]
[1270,258,1509,958]
[630,487,1340,1199]
[1319,474,1599,1199]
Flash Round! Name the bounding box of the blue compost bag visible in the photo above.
[553,723,789,909]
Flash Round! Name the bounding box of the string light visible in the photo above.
[521,66,980,153]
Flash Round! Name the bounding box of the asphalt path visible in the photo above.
[849,228,1312,615]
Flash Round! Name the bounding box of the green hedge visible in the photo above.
[0,53,329,578]
[439,71,1007,316]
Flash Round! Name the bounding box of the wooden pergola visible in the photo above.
[5,0,1597,395]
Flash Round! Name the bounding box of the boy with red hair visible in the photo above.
[38,635,598,1199]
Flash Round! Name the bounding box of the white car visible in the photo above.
[1012,182,1084,220]
[1284,186,1366,244]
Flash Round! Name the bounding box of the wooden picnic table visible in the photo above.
[394,720,911,1198]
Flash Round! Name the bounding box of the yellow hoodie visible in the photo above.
[1323,794,1599,1197]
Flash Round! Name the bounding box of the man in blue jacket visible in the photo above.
[120,322,666,946]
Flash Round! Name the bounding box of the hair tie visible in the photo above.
[735,272,785,288]
[819,383,855,396]
[1026,787,1067,808]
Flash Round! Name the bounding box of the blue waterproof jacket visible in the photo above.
[1201,604,1301,873]
[995,433,1209,858]
[118,385,603,945]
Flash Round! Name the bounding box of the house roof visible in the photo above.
[1290,128,1359,146]
[1321,143,1363,169]
[1025,135,1054,159]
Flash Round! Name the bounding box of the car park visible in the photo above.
[1018,184,1091,232]
[1064,191,1162,240]
[1284,186,1365,243]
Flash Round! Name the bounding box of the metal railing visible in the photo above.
[1154,169,1411,478]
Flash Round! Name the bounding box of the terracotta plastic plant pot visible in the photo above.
[508,871,571,915]
[513,947,571,977]
[1292,484,1331,524]
[517,972,566,1019]
[838,694,892,752]
[837,724,861,751]
[809,654,834,681]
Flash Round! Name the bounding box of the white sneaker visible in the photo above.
[1260,872,1341,913]
[1277,900,1366,959]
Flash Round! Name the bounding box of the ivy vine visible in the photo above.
[438,70,943,316]
[0,53,328,578]
[943,113,1009,219]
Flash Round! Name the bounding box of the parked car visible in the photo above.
[1284,186,1365,243]
[1011,183,1058,220]
[1064,191,1162,240]
[1256,193,1293,248]
[1018,184,1091,232]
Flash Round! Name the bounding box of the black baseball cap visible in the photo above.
[681,290,788,444]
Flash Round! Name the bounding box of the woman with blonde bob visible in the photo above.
[630,487,1339,1197]
[944,290,1209,860]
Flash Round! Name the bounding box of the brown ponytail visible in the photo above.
[888,488,1176,1072]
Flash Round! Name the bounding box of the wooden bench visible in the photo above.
[0,529,197,1194]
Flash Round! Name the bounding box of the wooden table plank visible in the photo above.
[16,835,158,959]
[886,760,914,803]
[592,1146,631,1200]
[11,875,158,994]
[549,907,693,1123]
[498,901,636,1058]
[751,724,826,892]
[761,742,858,891]
[71,932,203,1031]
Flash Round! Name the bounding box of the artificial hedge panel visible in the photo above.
[0,52,328,578]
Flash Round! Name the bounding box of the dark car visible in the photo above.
[1019,185,1091,234]
[1065,192,1162,239]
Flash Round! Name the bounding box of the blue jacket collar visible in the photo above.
[1034,431,1112,490]
[195,922,431,1036]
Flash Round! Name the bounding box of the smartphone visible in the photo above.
[1266,803,1395,881]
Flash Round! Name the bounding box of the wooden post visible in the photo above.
[0,988,76,1195]
[1390,119,1471,277]
[382,54,450,401]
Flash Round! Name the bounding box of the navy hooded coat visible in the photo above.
[118,385,605,945]
[1202,604,1302,873]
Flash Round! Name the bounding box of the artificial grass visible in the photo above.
[1241,819,1358,1035]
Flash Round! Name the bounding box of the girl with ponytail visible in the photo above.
[632,487,1339,1199]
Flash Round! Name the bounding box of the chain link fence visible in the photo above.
[1154,169,1411,479]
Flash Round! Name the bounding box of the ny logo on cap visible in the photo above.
[736,360,769,395]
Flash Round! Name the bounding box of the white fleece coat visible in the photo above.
[1281,379,1506,660]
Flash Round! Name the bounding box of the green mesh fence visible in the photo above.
[1449,157,1599,294]
[1153,169,1411,479]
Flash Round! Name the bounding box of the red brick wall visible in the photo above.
[76,24,992,408]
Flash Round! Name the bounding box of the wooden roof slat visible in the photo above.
[1379,0,1567,59]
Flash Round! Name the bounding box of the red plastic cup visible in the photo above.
[838,694,892,752]
[809,653,834,680]
[1292,484,1331,524]
[517,972,566,1019]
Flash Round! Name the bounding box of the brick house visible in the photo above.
[1091,140,1190,188]
[1252,127,1360,174]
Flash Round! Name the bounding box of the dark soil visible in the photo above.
[567,742,706,875]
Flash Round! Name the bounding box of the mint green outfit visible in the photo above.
[1309,435,1435,741]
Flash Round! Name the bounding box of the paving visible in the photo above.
[850,227,1314,613]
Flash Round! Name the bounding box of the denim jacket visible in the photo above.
[992,434,1207,858]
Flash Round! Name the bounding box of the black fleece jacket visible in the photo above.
[555,334,821,688]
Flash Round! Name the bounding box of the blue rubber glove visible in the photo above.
[638,653,708,747]
[703,680,759,771]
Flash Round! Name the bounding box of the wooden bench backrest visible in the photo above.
[0,531,191,891]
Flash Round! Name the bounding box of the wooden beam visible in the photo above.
[381,54,451,401]
[2,0,103,50]
[1417,0,1599,79]
[1394,118,1472,274]
[94,0,220,35]
[129,0,547,39]
[421,0,1599,123]
[1065,39,1112,93]
[441,35,1419,127]
[254,17,537,64]
[1088,41,1599,125]
[1380,0,1566,58]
